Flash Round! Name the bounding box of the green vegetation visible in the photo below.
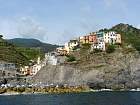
[7,38,59,53]
[0,38,29,66]
[66,55,76,62]
[81,43,91,49]
[0,37,46,66]
[106,44,115,53]
[16,47,45,61]
[110,23,140,52]
[92,49,102,53]
[99,23,140,52]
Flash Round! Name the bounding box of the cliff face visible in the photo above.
[32,48,140,89]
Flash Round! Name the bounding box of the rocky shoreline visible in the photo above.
[0,86,89,95]
[1,86,140,96]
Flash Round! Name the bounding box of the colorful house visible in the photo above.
[104,31,121,44]
[116,34,121,44]
[89,32,97,44]
[20,57,44,76]
[91,37,106,51]
[56,47,68,55]
[79,32,97,44]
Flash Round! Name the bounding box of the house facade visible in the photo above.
[68,39,79,51]
[116,34,121,44]
[64,43,70,53]
[56,47,68,55]
[30,64,42,75]
[45,52,58,65]
[20,57,45,76]
[104,31,121,44]
[79,32,97,44]
[57,31,122,54]
[89,33,97,44]
[92,38,106,51]
[91,32,106,51]
[20,66,30,75]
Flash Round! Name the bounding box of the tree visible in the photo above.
[66,55,76,62]
[106,44,115,53]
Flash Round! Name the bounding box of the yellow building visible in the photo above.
[116,34,121,44]
[79,36,86,44]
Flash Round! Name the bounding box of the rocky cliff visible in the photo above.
[32,48,140,89]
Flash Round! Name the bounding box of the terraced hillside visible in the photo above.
[0,38,29,66]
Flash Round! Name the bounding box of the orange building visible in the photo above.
[79,32,97,44]
[89,32,97,44]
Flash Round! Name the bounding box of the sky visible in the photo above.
[0,0,139,45]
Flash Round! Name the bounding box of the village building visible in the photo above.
[20,66,30,75]
[79,32,97,44]
[68,39,79,51]
[64,43,70,53]
[56,47,67,55]
[20,57,45,76]
[30,64,42,76]
[89,32,97,44]
[91,32,106,51]
[116,34,122,44]
[45,52,58,65]
[104,31,121,44]
[92,37,106,51]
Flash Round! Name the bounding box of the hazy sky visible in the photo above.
[0,0,139,44]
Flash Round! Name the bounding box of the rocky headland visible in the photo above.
[31,47,140,90]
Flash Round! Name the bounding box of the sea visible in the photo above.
[0,91,140,105]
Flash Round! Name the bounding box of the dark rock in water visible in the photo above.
[0,78,7,85]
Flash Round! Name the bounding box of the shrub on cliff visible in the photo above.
[81,43,91,49]
[106,44,115,53]
[66,55,76,62]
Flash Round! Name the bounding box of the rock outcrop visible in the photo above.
[31,49,140,89]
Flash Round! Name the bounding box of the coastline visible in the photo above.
[1,88,140,96]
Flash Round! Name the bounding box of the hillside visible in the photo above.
[100,23,140,51]
[31,23,140,89]
[7,38,59,53]
[111,23,140,51]
[31,48,140,89]
[0,37,29,66]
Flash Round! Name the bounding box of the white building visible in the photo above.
[45,52,58,65]
[64,43,70,53]
[104,31,121,44]
[30,57,45,76]
[68,39,79,51]
[30,64,42,75]
[20,66,30,75]
[92,37,106,51]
